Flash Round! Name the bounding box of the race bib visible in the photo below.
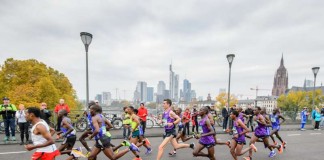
[162,118,168,127]
[232,127,238,135]
[199,126,203,134]
[271,117,276,123]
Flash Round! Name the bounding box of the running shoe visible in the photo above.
[3,136,8,141]
[282,141,287,149]
[168,150,176,156]
[11,137,16,141]
[250,144,257,152]
[114,149,119,154]
[71,147,86,158]
[278,144,283,154]
[85,151,91,158]
[190,142,195,149]
[144,138,151,146]
[145,148,152,155]
[122,140,131,147]
[269,150,276,158]
[129,143,140,152]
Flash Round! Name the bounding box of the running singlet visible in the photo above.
[90,114,107,140]
[233,119,245,143]
[60,117,76,137]
[254,114,267,137]
[31,120,57,152]
[198,116,215,144]
[130,116,139,131]
[238,112,245,123]
[163,109,175,131]
[270,114,280,130]
[178,113,183,128]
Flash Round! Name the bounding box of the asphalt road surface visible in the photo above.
[0,130,323,160]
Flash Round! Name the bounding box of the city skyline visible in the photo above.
[1,1,323,101]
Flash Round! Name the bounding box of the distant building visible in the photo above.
[238,96,278,113]
[272,55,288,96]
[191,90,197,100]
[207,93,212,101]
[163,90,170,100]
[169,63,179,102]
[304,79,314,88]
[147,87,154,102]
[237,99,255,110]
[134,81,147,102]
[183,79,192,103]
[95,94,102,104]
[157,81,166,95]
[102,92,112,106]
[219,88,226,94]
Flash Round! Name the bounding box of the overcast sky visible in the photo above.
[1,0,323,101]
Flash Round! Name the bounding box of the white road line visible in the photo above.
[310,133,322,135]
[0,151,27,155]
[287,134,301,136]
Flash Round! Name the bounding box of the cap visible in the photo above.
[2,97,9,100]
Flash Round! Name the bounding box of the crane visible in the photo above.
[250,86,271,107]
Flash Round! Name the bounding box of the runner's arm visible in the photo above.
[278,114,286,125]
[62,119,74,137]
[105,118,113,130]
[170,111,180,125]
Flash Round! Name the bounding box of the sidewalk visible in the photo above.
[0,124,316,145]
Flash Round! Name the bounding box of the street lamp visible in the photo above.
[226,54,235,112]
[80,32,93,107]
[312,67,320,111]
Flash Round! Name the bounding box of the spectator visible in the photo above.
[245,104,254,132]
[314,108,321,130]
[228,105,236,129]
[191,107,198,133]
[15,104,29,145]
[300,107,309,131]
[40,102,52,125]
[122,106,131,139]
[137,103,148,135]
[320,105,324,128]
[221,107,229,131]
[0,97,17,141]
[54,99,70,131]
[183,107,191,136]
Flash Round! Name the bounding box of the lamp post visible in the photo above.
[226,54,235,128]
[80,32,93,107]
[312,67,320,111]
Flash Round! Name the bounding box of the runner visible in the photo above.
[227,110,257,160]
[56,109,84,160]
[156,99,195,160]
[24,107,60,160]
[133,108,152,156]
[192,106,216,160]
[126,106,143,160]
[269,108,286,148]
[87,104,139,160]
[244,107,283,160]
[169,107,194,156]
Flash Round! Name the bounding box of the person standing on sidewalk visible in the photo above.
[16,104,29,145]
[320,105,324,128]
[137,103,148,135]
[191,107,199,133]
[183,107,191,136]
[0,97,17,141]
[122,106,131,139]
[54,99,70,131]
[40,102,51,125]
[300,107,309,131]
[222,106,229,131]
[245,105,254,132]
[314,108,321,130]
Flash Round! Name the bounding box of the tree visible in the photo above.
[215,92,238,110]
[277,90,324,121]
[0,58,81,110]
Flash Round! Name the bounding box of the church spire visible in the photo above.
[280,53,284,67]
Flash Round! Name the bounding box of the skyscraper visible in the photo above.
[95,94,102,104]
[169,63,179,102]
[134,81,147,102]
[157,81,166,95]
[147,87,154,102]
[272,55,288,96]
[102,92,112,105]
[183,79,192,103]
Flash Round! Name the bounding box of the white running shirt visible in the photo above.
[31,120,57,152]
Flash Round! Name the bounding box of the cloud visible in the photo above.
[0,0,324,101]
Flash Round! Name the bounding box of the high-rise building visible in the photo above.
[157,81,166,95]
[102,92,112,105]
[183,79,192,103]
[147,87,154,102]
[95,94,102,104]
[272,55,288,96]
[191,90,196,99]
[163,90,170,100]
[304,79,314,88]
[169,63,179,102]
[134,81,147,102]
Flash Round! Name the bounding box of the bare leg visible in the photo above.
[192,143,208,157]
[170,137,190,149]
[79,130,92,152]
[157,136,173,160]
[88,147,101,160]
[102,147,130,160]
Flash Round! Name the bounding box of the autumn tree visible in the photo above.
[0,58,81,110]
[215,92,238,110]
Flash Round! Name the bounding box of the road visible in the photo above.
[0,129,323,160]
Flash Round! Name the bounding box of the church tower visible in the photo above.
[272,55,288,96]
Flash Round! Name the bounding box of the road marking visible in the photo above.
[287,134,301,136]
[310,133,322,135]
[0,151,27,155]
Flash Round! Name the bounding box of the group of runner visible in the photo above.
[24,98,287,160]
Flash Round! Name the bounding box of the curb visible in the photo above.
[0,127,315,145]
